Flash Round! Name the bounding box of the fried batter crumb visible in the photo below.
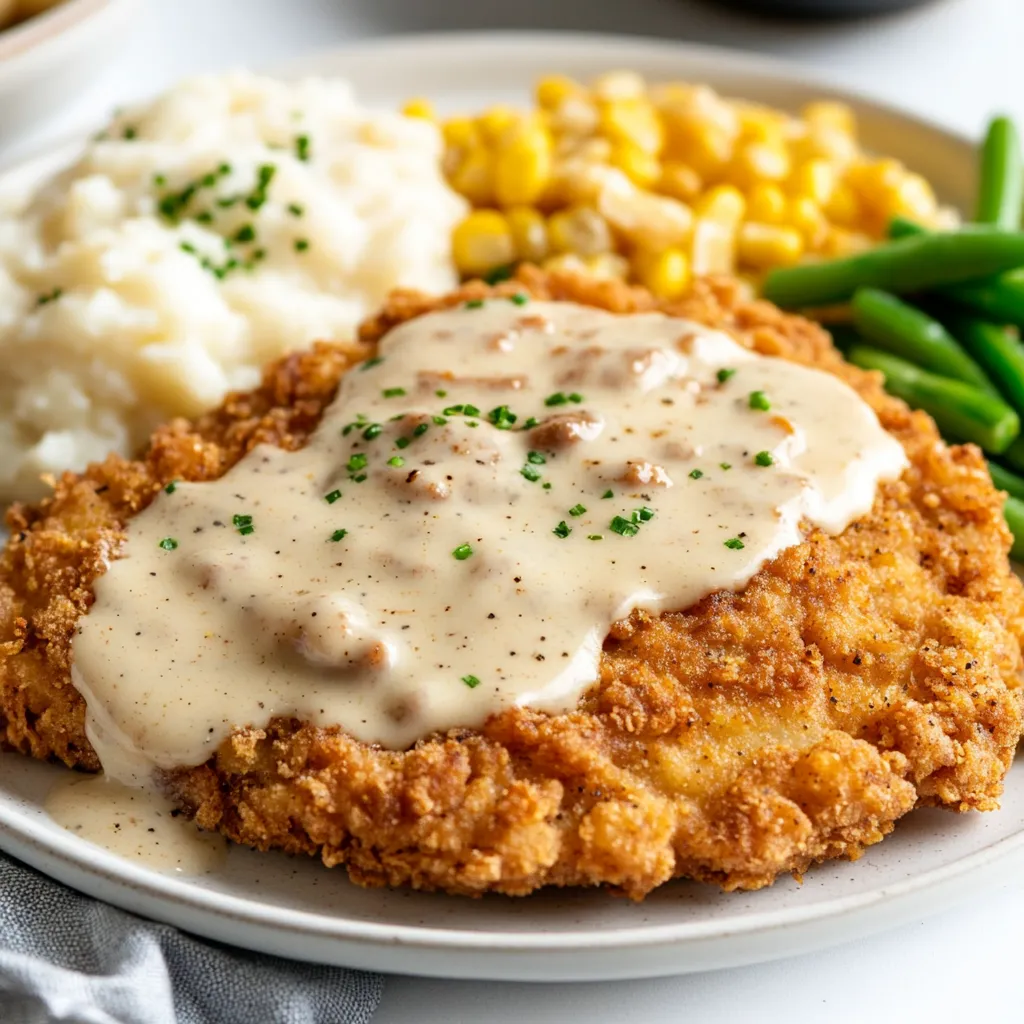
[2,270,1023,899]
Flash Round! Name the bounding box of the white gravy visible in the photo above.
[71,299,907,783]
[45,774,227,874]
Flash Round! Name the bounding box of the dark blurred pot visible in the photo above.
[711,0,938,16]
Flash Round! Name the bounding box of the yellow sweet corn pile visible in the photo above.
[405,72,951,296]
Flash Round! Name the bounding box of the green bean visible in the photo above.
[762,228,1024,309]
[851,288,997,393]
[1003,494,1024,560]
[989,461,1024,502]
[976,116,1024,229]
[886,217,1024,328]
[846,345,1019,452]
[940,311,1024,414]
[998,435,1024,474]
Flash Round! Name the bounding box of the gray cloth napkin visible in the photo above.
[0,854,384,1024]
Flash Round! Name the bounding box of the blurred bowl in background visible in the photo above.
[0,0,138,146]
[711,0,938,16]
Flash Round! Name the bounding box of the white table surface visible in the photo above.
[13,0,1024,1020]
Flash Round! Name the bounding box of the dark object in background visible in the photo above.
[712,0,937,17]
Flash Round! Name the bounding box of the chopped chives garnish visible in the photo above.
[196,211,213,225]
[360,357,384,371]
[435,389,447,398]
[464,404,480,417]
[295,134,311,161]
[544,392,568,407]
[553,521,571,538]
[294,238,310,252]
[218,162,232,176]
[232,514,254,536]
[164,480,178,494]
[717,368,737,383]
[520,464,542,482]
[413,422,429,437]
[382,387,406,398]
[287,202,304,217]
[509,293,529,305]
[179,241,197,255]
[521,416,539,430]
[488,405,517,429]
[330,528,348,542]
[432,415,448,425]
[610,516,639,537]
[353,474,367,483]
[443,404,464,415]
[395,436,410,449]
[720,462,732,470]
[158,537,178,550]
[689,469,703,479]
[568,504,586,517]
[542,482,552,490]
[362,423,383,440]
[464,299,485,309]
[724,537,745,550]
[637,506,655,522]
[234,224,256,243]
[347,453,368,473]
[526,451,546,465]
[601,489,614,499]
[462,674,481,688]
[388,456,405,467]
[201,172,217,188]
[588,534,603,541]
[748,390,771,411]
[35,287,63,307]
[153,173,167,187]
[567,392,584,403]
[123,126,137,140]
[452,543,473,560]
[755,451,775,467]
[324,489,342,503]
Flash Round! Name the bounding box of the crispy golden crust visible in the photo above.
[2,270,1023,898]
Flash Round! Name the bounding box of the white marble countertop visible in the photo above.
[14,0,1024,1019]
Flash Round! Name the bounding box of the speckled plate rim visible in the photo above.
[0,31,1019,981]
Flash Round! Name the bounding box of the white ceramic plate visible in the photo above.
[0,32,1018,983]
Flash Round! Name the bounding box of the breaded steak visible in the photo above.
[2,269,1023,898]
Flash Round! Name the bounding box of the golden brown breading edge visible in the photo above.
[1,270,1022,898]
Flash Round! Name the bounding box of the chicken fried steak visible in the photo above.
[2,270,1022,898]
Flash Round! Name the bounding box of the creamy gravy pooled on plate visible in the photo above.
[45,774,227,874]
[72,299,907,783]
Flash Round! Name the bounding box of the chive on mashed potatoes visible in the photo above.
[0,72,467,501]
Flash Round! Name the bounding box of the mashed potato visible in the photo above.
[0,72,466,501]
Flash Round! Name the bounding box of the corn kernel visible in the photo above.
[592,70,646,102]
[442,117,480,150]
[746,182,787,224]
[737,105,789,145]
[822,227,874,257]
[728,141,791,189]
[609,142,661,189]
[791,159,836,205]
[657,161,703,203]
[824,182,860,227]
[478,106,520,143]
[633,247,691,299]
[451,210,515,277]
[494,124,552,207]
[663,119,735,181]
[586,252,631,280]
[598,182,694,250]
[887,172,938,222]
[450,148,494,207]
[599,99,664,154]
[787,196,829,250]
[542,252,589,275]
[548,206,612,257]
[506,206,549,263]
[694,184,746,225]
[792,126,858,165]
[548,96,600,138]
[536,75,585,110]
[802,101,856,137]
[737,222,804,269]
[402,97,436,120]
[690,220,735,276]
